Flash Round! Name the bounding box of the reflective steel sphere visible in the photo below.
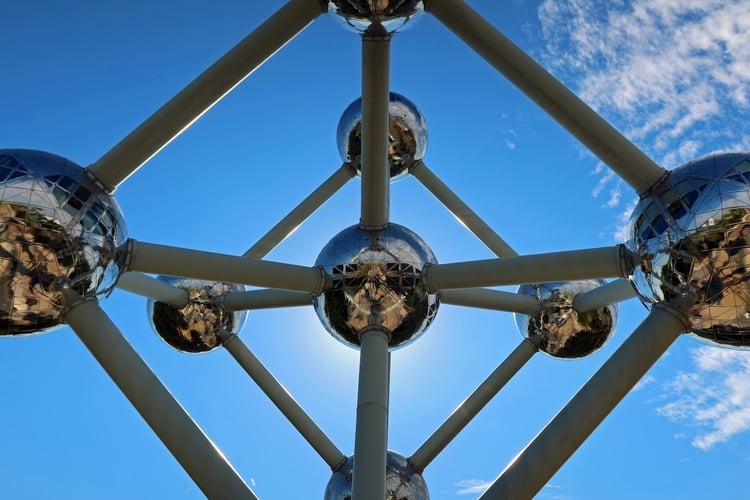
[147,277,248,353]
[515,280,618,359]
[0,149,126,336]
[314,223,438,349]
[324,451,429,500]
[627,152,750,348]
[337,92,428,181]
[328,0,424,35]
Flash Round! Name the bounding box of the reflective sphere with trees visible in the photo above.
[627,152,750,347]
[0,149,126,335]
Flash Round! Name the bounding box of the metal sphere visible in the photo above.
[0,149,127,336]
[147,277,248,353]
[313,223,439,349]
[337,92,428,181]
[324,451,429,500]
[327,1,424,35]
[627,152,750,348]
[514,280,618,359]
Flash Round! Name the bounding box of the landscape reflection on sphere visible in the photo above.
[337,92,428,181]
[148,276,248,353]
[514,280,618,359]
[327,0,424,35]
[324,451,429,500]
[0,149,126,336]
[314,223,438,349]
[627,152,750,348]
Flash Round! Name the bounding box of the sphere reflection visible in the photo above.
[314,223,438,349]
[324,451,429,500]
[337,92,428,181]
[328,0,424,35]
[515,280,618,359]
[0,149,126,336]
[148,277,248,353]
[627,152,750,348]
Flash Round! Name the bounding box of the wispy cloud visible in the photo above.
[454,479,492,495]
[657,346,750,449]
[537,0,750,239]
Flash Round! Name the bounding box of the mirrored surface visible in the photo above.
[314,223,438,349]
[337,92,428,181]
[324,450,429,499]
[515,279,618,359]
[0,149,127,336]
[627,152,750,347]
[328,0,424,35]
[147,276,248,353]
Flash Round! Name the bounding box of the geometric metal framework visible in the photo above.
[5,1,749,498]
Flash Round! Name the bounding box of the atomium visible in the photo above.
[147,276,248,353]
[7,1,750,498]
[0,149,126,335]
[627,152,750,348]
[324,450,429,500]
[337,92,428,181]
[514,280,618,359]
[314,223,438,349]
[328,0,424,35]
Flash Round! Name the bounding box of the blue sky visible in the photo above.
[3,1,750,498]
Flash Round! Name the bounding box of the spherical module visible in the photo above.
[147,277,248,353]
[514,280,618,359]
[627,152,750,348]
[328,1,424,35]
[0,149,127,336]
[324,451,429,500]
[337,92,428,181]
[313,223,439,349]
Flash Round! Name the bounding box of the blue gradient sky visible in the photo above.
[3,1,750,498]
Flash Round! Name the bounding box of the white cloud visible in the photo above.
[633,374,655,392]
[537,0,750,239]
[657,346,750,449]
[454,479,492,495]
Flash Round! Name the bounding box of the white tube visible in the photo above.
[411,161,517,257]
[115,272,188,307]
[352,327,391,499]
[573,278,637,312]
[244,164,355,259]
[88,0,325,192]
[359,37,391,230]
[425,0,666,195]
[478,299,691,500]
[440,288,538,314]
[423,246,629,292]
[410,339,537,471]
[126,240,326,294]
[61,289,257,499]
[221,333,346,469]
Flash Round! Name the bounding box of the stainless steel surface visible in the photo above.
[325,450,429,499]
[338,92,428,181]
[0,149,127,335]
[328,0,424,35]
[147,276,247,353]
[627,152,750,347]
[314,223,439,349]
[514,280,618,359]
